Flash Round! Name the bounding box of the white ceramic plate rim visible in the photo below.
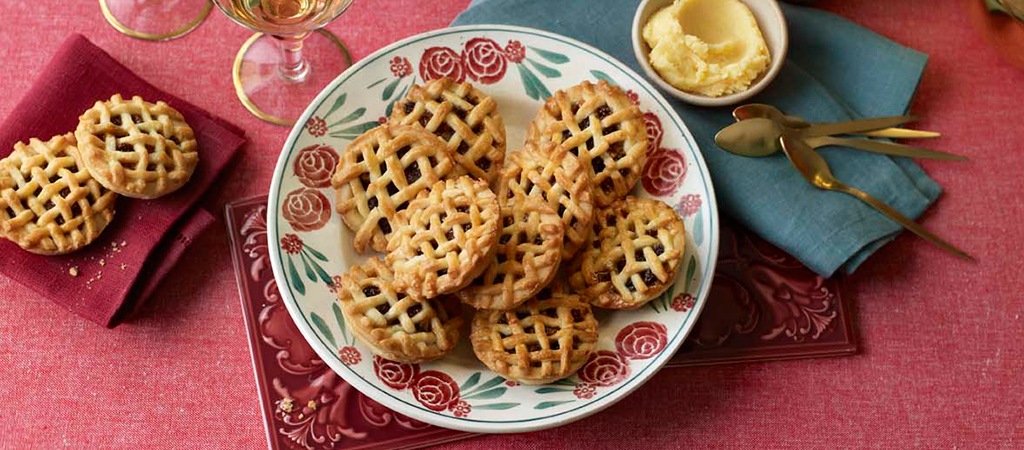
[267,24,720,433]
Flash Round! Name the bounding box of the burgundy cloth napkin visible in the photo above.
[0,34,246,327]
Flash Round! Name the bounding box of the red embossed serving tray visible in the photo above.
[226,195,855,449]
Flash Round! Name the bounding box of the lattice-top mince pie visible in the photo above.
[499,141,593,260]
[0,134,117,255]
[75,94,198,199]
[526,80,648,207]
[458,184,564,311]
[391,77,506,183]
[332,124,456,254]
[569,196,685,309]
[386,176,500,299]
[470,292,598,384]
[337,257,463,363]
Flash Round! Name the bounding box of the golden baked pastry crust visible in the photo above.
[470,293,598,385]
[499,142,593,260]
[386,176,500,299]
[458,184,563,311]
[332,124,455,254]
[569,196,685,309]
[0,134,117,255]
[337,257,463,363]
[526,80,648,207]
[75,94,198,199]
[391,77,506,183]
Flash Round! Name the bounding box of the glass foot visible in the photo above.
[100,0,212,41]
[232,30,352,126]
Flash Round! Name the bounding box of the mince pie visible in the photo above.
[386,176,499,299]
[569,196,684,309]
[498,142,593,260]
[75,94,198,199]
[470,292,598,384]
[0,134,117,255]
[332,124,455,253]
[337,257,463,363]
[526,80,648,207]
[391,77,506,183]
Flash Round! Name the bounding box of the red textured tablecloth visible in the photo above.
[0,0,1021,448]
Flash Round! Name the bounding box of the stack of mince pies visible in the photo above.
[332,77,685,385]
[0,94,199,255]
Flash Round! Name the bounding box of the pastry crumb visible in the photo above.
[120,263,127,270]
[111,242,118,248]
[69,267,79,277]
[278,398,294,413]
[120,241,127,247]
[307,400,317,410]
[99,259,106,266]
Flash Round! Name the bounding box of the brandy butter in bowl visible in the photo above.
[632,0,788,106]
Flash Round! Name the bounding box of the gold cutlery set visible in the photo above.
[715,104,973,260]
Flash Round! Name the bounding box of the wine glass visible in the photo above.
[213,0,356,125]
[100,0,212,41]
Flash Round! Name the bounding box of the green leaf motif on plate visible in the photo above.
[517,65,552,101]
[300,252,317,282]
[684,255,697,293]
[305,245,328,262]
[366,78,387,89]
[328,107,366,129]
[527,58,561,78]
[310,312,336,347]
[473,402,520,410]
[332,303,348,345]
[462,387,506,400]
[534,400,575,410]
[381,77,402,101]
[323,93,347,119]
[329,121,381,140]
[517,65,540,100]
[528,46,569,64]
[692,208,704,246]
[287,256,305,295]
[534,387,573,394]
[590,70,617,85]
[462,375,506,398]
[460,372,482,392]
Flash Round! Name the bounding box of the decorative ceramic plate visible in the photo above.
[268,25,719,434]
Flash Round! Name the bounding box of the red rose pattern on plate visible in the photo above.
[281,187,331,232]
[461,37,507,84]
[373,356,420,390]
[420,47,465,82]
[641,147,687,196]
[578,350,631,387]
[642,112,663,149]
[411,371,461,412]
[293,144,339,188]
[616,322,669,360]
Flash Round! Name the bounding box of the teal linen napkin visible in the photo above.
[452,0,939,277]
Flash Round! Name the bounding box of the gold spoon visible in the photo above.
[715,118,967,160]
[778,133,973,260]
[733,104,941,139]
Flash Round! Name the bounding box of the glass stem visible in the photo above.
[273,33,310,83]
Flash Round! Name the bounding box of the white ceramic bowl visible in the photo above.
[631,0,788,107]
